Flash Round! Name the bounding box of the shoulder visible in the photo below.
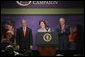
[17,27,22,30]
[37,28,42,32]
[57,24,60,28]
[26,27,32,31]
[48,28,51,32]
[48,28,51,30]
[57,24,60,27]
[65,24,70,27]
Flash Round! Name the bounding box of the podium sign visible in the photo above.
[36,32,58,46]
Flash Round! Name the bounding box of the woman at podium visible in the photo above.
[38,19,51,32]
[37,19,57,56]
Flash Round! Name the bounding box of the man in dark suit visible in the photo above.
[56,18,70,51]
[16,19,33,54]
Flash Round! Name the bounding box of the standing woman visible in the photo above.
[37,19,56,56]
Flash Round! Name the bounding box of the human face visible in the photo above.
[21,20,26,27]
[59,18,65,25]
[40,22,45,29]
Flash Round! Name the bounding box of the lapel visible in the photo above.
[21,27,24,38]
[59,24,61,30]
[25,27,28,38]
[64,24,66,30]
[59,24,66,31]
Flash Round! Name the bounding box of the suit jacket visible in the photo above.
[56,24,70,35]
[16,27,32,50]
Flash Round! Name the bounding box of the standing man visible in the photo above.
[16,19,33,54]
[56,18,70,51]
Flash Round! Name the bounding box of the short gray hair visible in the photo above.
[59,17,65,22]
[21,19,27,23]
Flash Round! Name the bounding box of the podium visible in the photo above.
[36,32,58,56]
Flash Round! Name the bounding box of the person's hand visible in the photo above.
[30,45,32,50]
[61,30,65,33]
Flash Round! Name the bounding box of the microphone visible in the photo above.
[46,26,49,32]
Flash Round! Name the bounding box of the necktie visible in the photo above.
[61,25,64,32]
[23,27,25,37]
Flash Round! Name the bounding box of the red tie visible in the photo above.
[61,25,64,31]
[23,27,25,37]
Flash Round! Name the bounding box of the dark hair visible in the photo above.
[39,19,46,25]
